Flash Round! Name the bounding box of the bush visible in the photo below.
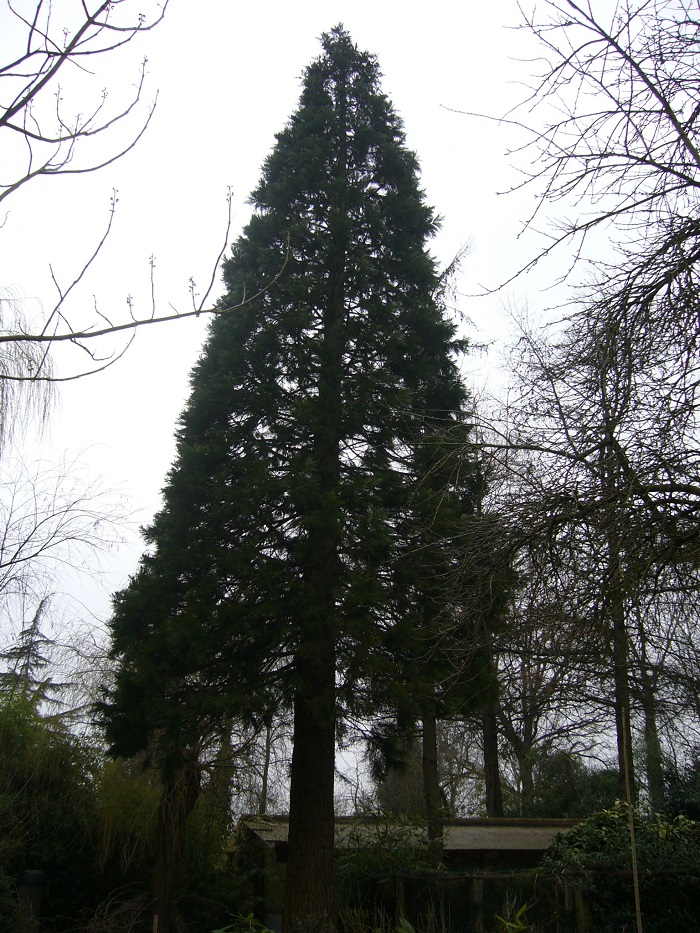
[527,752,618,818]
[335,813,437,914]
[0,693,103,926]
[662,750,700,821]
[541,801,700,931]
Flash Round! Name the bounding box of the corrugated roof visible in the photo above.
[446,823,570,851]
[241,817,575,852]
[245,819,289,844]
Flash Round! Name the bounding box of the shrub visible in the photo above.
[541,801,700,931]
[335,813,437,914]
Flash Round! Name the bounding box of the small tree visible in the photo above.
[527,751,618,819]
[0,597,56,705]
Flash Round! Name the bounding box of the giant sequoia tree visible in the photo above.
[104,28,470,932]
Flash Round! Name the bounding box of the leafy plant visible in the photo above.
[494,901,530,932]
[541,802,700,932]
[0,692,106,923]
[213,914,274,933]
[335,812,437,913]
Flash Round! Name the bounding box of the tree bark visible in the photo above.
[597,437,636,803]
[482,701,504,817]
[284,142,344,928]
[283,651,337,933]
[150,750,201,933]
[518,751,535,816]
[421,704,443,866]
[610,602,635,801]
[259,720,272,816]
[633,615,664,809]
[639,662,664,809]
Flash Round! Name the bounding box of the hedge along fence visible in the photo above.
[346,869,576,933]
[344,867,700,933]
[540,803,700,933]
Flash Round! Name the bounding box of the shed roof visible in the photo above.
[240,816,575,853]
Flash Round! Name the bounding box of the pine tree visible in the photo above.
[104,27,471,931]
[0,597,62,708]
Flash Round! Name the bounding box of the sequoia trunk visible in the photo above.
[283,648,337,932]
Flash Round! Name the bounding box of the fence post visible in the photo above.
[471,877,484,933]
[574,885,593,933]
[395,875,405,921]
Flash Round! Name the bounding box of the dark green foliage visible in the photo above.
[0,693,102,926]
[662,750,700,821]
[335,814,437,914]
[103,23,470,754]
[0,597,63,709]
[214,915,276,933]
[226,820,270,922]
[381,508,504,724]
[524,752,618,818]
[542,802,700,931]
[177,766,240,929]
[373,737,426,819]
[96,757,160,886]
[96,756,239,933]
[0,866,18,933]
[103,26,473,927]
[0,697,186,930]
[367,508,510,836]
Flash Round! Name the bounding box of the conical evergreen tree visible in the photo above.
[105,27,473,931]
[0,597,64,708]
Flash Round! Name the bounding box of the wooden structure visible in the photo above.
[231,816,579,931]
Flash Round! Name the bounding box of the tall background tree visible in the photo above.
[104,27,474,932]
[453,0,700,819]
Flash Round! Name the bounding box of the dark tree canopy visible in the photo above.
[104,27,472,930]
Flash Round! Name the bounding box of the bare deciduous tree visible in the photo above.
[477,293,700,807]
[0,1,287,382]
[1,0,167,203]
[457,4,700,811]
[505,1,700,283]
[0,448,125,606]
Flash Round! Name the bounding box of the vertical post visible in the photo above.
[574,887,593,933]
[622,706,644,933]
[562,879,574,932]
[395,875,405,921]
[17,870,43,933]
[471,877,484,933]
[422,703,444,866]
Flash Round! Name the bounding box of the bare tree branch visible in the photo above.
[0,1,282,387]
[1,0,168,202]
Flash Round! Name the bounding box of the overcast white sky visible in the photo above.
[0,1,597,629]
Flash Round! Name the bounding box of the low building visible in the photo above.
[230,815,577,932]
